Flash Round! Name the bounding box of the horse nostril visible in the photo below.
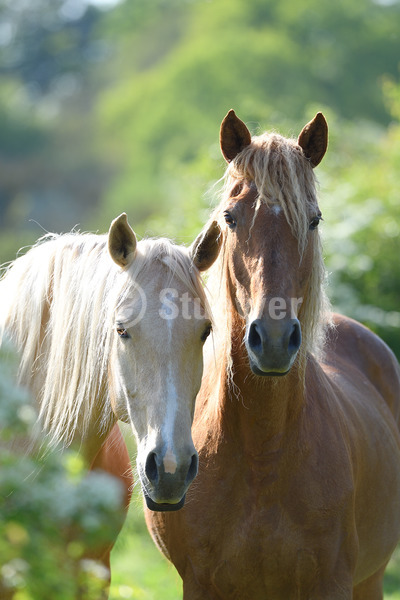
[145,452,159,484]
[248,321,262,353]
[288,321,302,352]
[186,453,198,484]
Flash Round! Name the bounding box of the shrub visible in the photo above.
[0,346,124,600]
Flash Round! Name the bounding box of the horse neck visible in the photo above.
[212,307,307,454]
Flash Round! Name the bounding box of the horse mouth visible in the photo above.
[144,492,186,512]
[249,358,291,377]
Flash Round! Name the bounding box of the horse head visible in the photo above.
[217,110,328,376]
[107,214,221,510]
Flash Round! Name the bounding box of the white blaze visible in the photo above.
[162,311,178,474]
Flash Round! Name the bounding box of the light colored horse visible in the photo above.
[0,212,221,587]
[145,112,400,599]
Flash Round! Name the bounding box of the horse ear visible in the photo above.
[108,213,137,268]
[190,221,222,272]
[220,109,252,162]
[297,112,328,168]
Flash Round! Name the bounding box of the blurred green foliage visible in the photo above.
[0,0,399,359]
[322,96,400,355]
[0,346,125,599]
[96,0,400,225]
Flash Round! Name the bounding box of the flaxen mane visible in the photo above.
[207,131,332,380]
[0,232,210,446]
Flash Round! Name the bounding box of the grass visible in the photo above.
[385,547,400,600]
[109,499,400,599]
[109,498,181,600]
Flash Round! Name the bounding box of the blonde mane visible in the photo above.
[207,131,332,381]
[0,232,209,446]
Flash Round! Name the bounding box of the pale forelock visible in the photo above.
[130,238,212,322]
[226,132,319,254]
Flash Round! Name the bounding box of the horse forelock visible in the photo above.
[133,238,212,323]
[0,232,210,447]
[207,131,332,383]
[226,132,319,253]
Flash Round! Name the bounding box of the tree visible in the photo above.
[322,84,400,358]
[96,0,400,234]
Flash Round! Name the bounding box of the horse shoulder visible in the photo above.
[325,313,400,426]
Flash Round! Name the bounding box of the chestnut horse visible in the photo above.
[146,112,400,599]
[0,213,221,595]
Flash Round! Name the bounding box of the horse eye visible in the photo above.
[309,215,322,231]
[223,211,237,229]
[201,323,212,342]
[117,327,130,339]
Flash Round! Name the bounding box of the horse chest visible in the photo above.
[183,453,351,599]
[207,512,319,600]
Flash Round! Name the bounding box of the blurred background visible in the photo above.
[0,0,400,597]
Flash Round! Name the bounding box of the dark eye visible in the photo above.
[201,323,212,342]
[309,215,322,230]
[117,327,130,339]
[223,211,237,229]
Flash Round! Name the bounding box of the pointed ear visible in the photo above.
[190,221,222,272]
[297,112,328,168]
[108,213,137,268]
[220,109,252,162]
